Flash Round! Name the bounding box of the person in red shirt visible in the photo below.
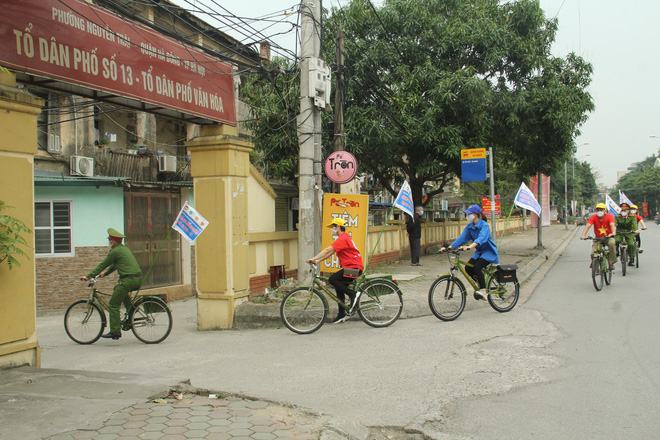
[308,217,364,323]
[580,203,617,269]
[630,204,647,253]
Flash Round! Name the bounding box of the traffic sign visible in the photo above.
[461,148,487,182]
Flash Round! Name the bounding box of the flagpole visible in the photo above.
[364,204,396,273]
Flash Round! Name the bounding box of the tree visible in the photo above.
[0,200,31,269]
[617,154,660,215]
[239,59,301,181]
[324,0,593,207]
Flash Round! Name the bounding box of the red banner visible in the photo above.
[643,202,649,218]
[482,195,501,216]
[0,0,235,124]
[529,175,551,227]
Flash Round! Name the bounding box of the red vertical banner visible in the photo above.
[643,202,649,217]
[529,175,551,228]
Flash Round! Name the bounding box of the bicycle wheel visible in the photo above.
[591,256,603,291]
[357,279,403,328]
[428,275,466,321]
[620,246,627,276]
[130,298,172,344]
[486,277,519,313]
[64,300,105,344]
[280,288,328,334]
[603,258,612,285]
[635,245,639,268]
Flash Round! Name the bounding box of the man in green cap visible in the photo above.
[80,228,142,340]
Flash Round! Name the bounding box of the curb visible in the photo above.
[517,226,578,286]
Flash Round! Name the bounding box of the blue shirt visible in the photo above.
[450,219,499,263]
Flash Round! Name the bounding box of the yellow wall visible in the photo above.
[247,164,277,233]
[0,71,43,368]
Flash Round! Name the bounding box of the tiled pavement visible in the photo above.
[46,393,326,440]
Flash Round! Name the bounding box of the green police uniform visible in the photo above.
[614,215,637,261]
[88,229,142,335]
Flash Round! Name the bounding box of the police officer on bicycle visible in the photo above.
[80,228,142,340]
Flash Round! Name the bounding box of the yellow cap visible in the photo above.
[595,203,606,210]
[326,218,346,228]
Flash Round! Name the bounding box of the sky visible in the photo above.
[175,0,660,187]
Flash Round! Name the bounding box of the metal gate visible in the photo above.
[124,191,181,288]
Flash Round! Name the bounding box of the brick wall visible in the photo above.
[36,246,120,311]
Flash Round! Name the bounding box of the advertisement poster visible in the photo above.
[321,194,369,273]
[529,175,551,227]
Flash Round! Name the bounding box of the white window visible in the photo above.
[35,200,73,256]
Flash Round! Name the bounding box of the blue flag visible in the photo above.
[514,182,541,216]
[393,181,415,218]
[606,194,620,216]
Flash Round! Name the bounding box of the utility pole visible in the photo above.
[332,26,345,194]
[564,161,568,230]
[537,172,544,248]
[488,147,496,240]
[298,0,323,284]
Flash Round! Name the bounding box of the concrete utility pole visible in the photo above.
[488,147,497,240]
[333,26,345,194]
[564,161,568,230]
[537,172,544,248]
[298,0,323,284]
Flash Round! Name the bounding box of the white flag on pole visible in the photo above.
[172,202,209,243]
[393,181,415,218]
[513,182,541,216]
[605,194,620,216]
[619,190,633,206]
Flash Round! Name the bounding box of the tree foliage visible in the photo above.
[0,200,31,269]
[325,0,594,206]
[616,154,660,215]
[239,59,300,181]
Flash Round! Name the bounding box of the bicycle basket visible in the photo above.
[496,264,518,283]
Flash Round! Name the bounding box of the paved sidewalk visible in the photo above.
[1,224,577,440]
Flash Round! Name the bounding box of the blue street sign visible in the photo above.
[460,148,487,182]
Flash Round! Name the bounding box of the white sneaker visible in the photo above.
[474,289,487,301]
[349,291,362,313]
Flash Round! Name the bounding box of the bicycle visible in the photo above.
[584,236,613,291]
[64,276,173,344]
[616,232,636,276]
[280,264,403,334]
[428,250,519,321]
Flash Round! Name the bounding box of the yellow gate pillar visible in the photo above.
[187,125,253,329]
[0,71,43,368]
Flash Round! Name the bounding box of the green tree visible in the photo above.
[325,0,593,206]
[617,154,660,215]
[0,200,31,269]
[240,59,301,181]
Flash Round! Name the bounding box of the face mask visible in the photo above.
[596,211,605,218]
[420,211,424,216]
[631,210,637,215]
[466,214,476,222]
[331,226,339,237]
[621,211,628,217]
[108,240,113,249]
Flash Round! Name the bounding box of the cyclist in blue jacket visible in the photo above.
[440,204,499,300]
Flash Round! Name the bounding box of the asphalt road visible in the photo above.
[35,224,659,439]
[438,223,660,439]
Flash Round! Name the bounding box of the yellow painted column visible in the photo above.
[0,71,43,368]
[186,125,253,329]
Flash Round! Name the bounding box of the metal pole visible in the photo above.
[488,147,496,240]
[564,160,568,230]
[537,172,543,248]
[297,0,322,285]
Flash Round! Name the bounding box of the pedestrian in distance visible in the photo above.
[307,218,364,324]
[440,204,499,300]
[580,202,617,270]
[406,206,423,266]
[80,228,142,340]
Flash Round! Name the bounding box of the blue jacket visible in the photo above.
[451,219,499,263]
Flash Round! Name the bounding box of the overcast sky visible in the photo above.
[176,0,660,186]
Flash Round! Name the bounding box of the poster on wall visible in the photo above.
[321,193,369,273]
[529,175,551,227]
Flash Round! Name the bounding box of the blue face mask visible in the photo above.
[420,211,424,216]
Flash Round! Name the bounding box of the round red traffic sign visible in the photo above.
[324,151,357,184]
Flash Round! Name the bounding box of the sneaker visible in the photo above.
[474,289,487,301]
[332,315,349,324]
[639,248,644,254]
[628,261,635,267]
[349,291,363,314]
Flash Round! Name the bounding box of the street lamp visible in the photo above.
[573,153,591,211]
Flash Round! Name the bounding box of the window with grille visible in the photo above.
[35,201,73,256]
